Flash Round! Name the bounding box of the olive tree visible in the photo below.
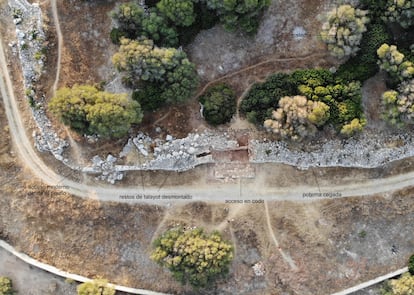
[205,0,270,34]
[49,84,142,138]
[157,0,196,27]
[0,277,15,295]
[264,95,330,141]
[77,279,115,295]
[112,38,199,104]
[382,79,414,125]
[377,43,414,83]
[199,83,236,125]
[320,4,370,58]
[383,0,414,28]
[151,227,233,288]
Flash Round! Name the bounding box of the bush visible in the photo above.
[340,118,365,136]
[382,0,414,29]
[199,83,236,125]
[240,73,297,124]
[77,279,115,295]
[205,0,270,34]
[110,2,145,40]
[336,22,392,83]
[409,254,414,275]
[151,227,233,288]
[132,83,165,111]
[112,38,199,104]
[157,0,196,27]
[49,84,143,138]
[320,4,370,58]
[359,0,388,19]
[264,95,330,141]
[382,79,414,125]
[240,69,364,132]
[382,273,414,295]
[377,43,414,84]
[0,277,14,295]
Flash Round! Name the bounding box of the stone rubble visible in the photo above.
[9,0,69,164]
[252,261,265,277]
[251,129,414,169]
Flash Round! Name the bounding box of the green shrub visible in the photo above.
[0,277,15,295]
[408,254,414,275]
[240,73,297,124]
[359,0,388,19]
[49,84,143,138]
[336,22,392,83]
[132,83,165,111]
[320,4,370,58]
[151,227,233,288]
[109,27,125,44]
[77,279,115,295]
[205,0,270,34]
[199,83,236,125]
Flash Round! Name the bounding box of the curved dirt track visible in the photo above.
[50,0,62,93]
[2,31,414,203]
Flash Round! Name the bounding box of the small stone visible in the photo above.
[187,147,196,154]
[166,134,173,141]
[107,154,117,163]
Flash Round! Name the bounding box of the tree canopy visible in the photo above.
[157,0,196,27]
[151,227,233,288]
[0,277,14,295]
[199,83,236,125]
[377,43,414,84]
[320,4,370,58]
[205,0,270,34]
[112,38,199,104]
[241,68,364,137]
[77,279,115,295]
[382,273,414,295]
[264,95,330,141]
[49,84,142,138]
[383,0,414,29]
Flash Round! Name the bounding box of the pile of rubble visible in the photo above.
[251,129,414,169]
[83,154,123,184]
[9,0,69,164]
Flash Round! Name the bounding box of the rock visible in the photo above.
[106,154,117,163]
[92,155,103,166]
[155,127,162,133]
[293,26,306,40]
[187,147,196,154]
[252,262,265,276]
[166,134,173,141]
